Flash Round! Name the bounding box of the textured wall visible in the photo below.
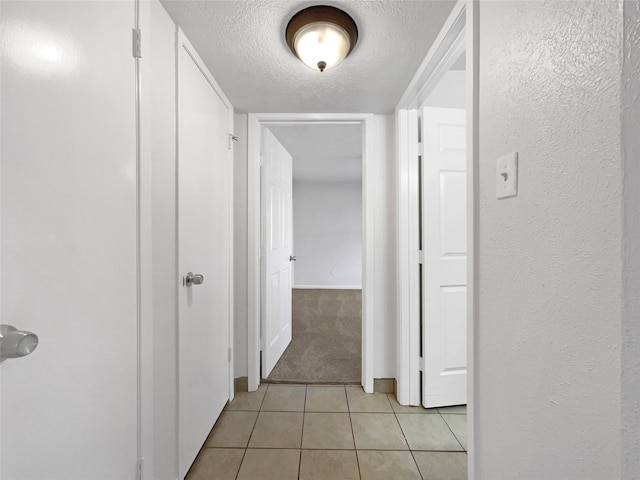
[293,181,363,287]
[621,1,640,477]
[477,1,622,478]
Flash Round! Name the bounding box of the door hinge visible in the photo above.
[228,134,238,150]
[137,458,144,480]
[417,250,424,264]
[417,141,423,157]
[228,347,232,363]
[132,28,142,58]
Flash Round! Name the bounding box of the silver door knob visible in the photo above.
[289,255,297,262]
[184,272,204,287]
[0,325,39,362]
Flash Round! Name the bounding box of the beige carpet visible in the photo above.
[265,289,361,384]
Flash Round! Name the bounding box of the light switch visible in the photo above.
[496,152,518,199]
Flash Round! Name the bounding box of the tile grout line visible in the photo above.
[438,410,466,452]
[390,392,425,480]
[234,384,270,480]
[346,385,363,480]
[233,447,245,480]
[298,385,309,480]
[247,383,269,445]
[409,449,426,480]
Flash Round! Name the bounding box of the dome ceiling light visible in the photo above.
[285,5,358,72]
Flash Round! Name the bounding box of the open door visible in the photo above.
[260,128,293,378]
[422,107,467,408]
[177,32,231,477]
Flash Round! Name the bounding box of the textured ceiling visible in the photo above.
[160,0,456,113]
[268,124,362,182]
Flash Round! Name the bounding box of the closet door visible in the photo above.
[422,107,467,408]
[177,30,232,478]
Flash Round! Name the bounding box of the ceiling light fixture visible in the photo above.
[286,5,358,72]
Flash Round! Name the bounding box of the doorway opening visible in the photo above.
[396,1,477,475]
[264,123,363,384]
[247,114,376,393]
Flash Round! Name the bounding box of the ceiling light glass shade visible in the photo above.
[286,6,358,73]
[293,22,350,72]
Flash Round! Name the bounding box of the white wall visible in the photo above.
[293,181,362,288]
[233,114,396,380]
[373,115,396,379]
[422,70,466,109]
[477,1,623,478]
[621,1,640,477]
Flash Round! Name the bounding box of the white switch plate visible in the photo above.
[496,152,518,199]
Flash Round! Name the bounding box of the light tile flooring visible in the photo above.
[186,384,467,480]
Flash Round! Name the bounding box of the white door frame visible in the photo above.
[395,0,478,476]
[247,113,375,393]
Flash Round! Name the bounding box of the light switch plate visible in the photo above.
[496,152,518,199]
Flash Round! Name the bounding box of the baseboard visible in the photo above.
[234,376,248,394]
[293,285,363,290]
[373,378,396,394]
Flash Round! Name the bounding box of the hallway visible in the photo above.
[186,384,467,480]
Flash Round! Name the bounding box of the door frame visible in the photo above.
[247,113,375,393]
[395,0,478,476]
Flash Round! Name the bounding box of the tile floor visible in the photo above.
[186,384,467,480]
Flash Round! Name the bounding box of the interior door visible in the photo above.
[0,1,139,478]
[177,34,231,477]
[261,128,293,378]
[422,107,467,408]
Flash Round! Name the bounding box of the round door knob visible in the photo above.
[0,325,39,362]
[184,272,205,287]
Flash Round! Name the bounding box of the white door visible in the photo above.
[422,107,467,408]
[261,129,293,378]
[1,1,139,478]
[177,34,231,477]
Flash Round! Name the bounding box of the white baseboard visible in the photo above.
[293,285,362,290]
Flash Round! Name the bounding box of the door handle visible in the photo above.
[289,255,297,262]
[184,272,204,287]
[0,325,39,362]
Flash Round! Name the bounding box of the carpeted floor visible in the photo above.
[265,289,361,384]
